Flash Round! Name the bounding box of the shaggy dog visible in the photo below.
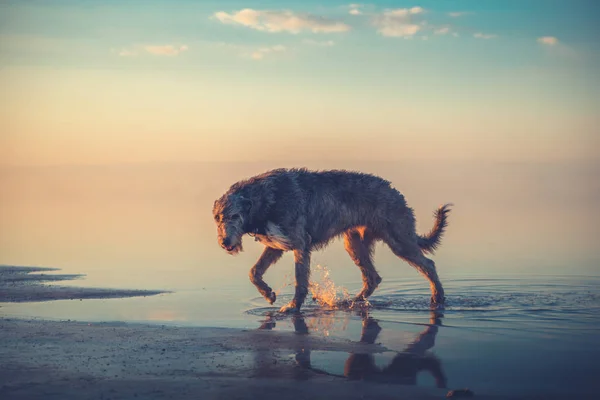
[212,168,451,313]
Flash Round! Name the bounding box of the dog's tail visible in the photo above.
[417,204,452,254]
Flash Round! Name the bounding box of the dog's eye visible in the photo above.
[214,215,221,223]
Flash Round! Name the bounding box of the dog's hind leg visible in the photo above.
[280,249,311,313]
[386,239,445,308]
[250,247,284,305]
[344,228,381,301]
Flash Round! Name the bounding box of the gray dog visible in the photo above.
[212,168,451,313]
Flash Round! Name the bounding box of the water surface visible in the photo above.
[1,161,599,396]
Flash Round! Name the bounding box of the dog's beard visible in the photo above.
[226,240,243,255]
[218,217,246,255]
[223,227,244,255]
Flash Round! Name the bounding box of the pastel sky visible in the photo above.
[1,0,598,165]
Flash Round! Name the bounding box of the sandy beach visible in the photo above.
[0,266,167,303]
[2,318,447,400]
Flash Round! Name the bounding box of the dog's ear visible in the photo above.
[240,196,253,212]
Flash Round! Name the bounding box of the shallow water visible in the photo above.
[2,272,599,396]
[1,161,599,396]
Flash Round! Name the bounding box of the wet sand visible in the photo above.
[0,266,576,399]
[1,317,547,400]
[0,266,166,302]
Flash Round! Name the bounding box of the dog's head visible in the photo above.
[212,193,252,255]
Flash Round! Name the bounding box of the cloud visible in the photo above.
[348,4,362,15]
[537,36,558,46]
[302,39,335,47]
[251,44,286,60]
[115,44,189,57]
[143,44,188,56]
[448,11,470,17]
[372,7,425,37]
[213,9,350,34]
[434,27,450,35]
[473,32,497,39]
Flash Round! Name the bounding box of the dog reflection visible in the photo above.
[343,312,446,388]
[255,313,312,380]
[258,311,446,387]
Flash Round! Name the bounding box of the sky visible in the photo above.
[0,0,599,165]
[0,1,599,279]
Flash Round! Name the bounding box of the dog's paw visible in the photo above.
[266,291,276,305]
[430,300,445,311]
[279,302,299,314]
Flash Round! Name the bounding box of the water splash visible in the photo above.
[267,264,373,311]
[308,264,373,312]
[309,264,351,308]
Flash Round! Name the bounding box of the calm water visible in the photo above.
[2,272,599,396]
[1,161,599,396]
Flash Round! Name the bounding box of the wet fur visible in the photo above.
[212,168,451,313]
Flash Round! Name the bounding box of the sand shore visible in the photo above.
[0,265,166,302]
[2,317,546,400]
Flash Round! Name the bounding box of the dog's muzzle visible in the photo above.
[219,237,238,253]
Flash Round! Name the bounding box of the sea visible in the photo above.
[1,160,599,396]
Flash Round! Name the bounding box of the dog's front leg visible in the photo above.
[249,247,284,305]
[280,248,310,313]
